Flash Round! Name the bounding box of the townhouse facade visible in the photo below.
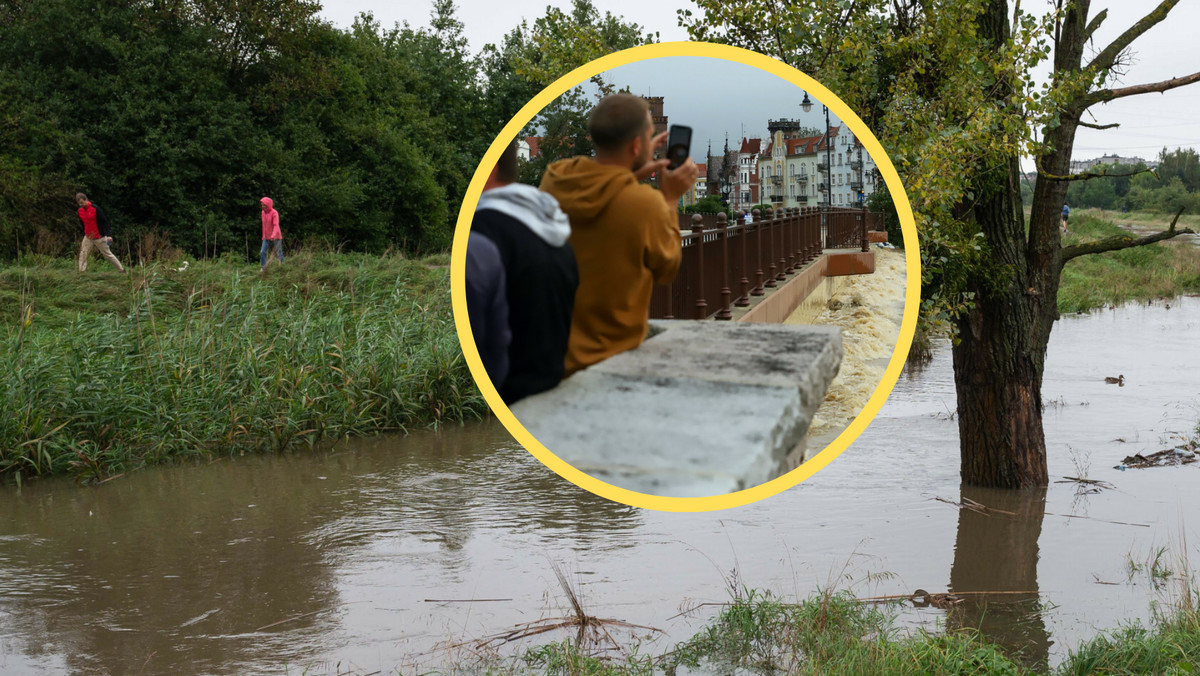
[759,123,880,211]
[732,137,761,213]
[758,119,823,210]
[823,126,880,208]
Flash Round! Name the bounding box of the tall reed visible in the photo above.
[0,253,484,481]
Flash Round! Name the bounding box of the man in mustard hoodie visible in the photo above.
[541,93,699,375]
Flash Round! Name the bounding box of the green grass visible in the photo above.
[1060,609,1200,675]
[1058,209,1200,314]
[426,586,1200,676]
[662,589,1029,675]
[0,250,484,482]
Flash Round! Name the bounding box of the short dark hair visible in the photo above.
[496,140,519,184]
[589,93,650,153]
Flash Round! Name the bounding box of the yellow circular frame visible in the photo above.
[450,41,919,512]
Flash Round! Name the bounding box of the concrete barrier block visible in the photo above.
[509,321,843,497]
[826,251,876,276]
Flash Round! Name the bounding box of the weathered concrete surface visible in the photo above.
[509,321,842,497]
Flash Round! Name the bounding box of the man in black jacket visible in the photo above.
[467,142,578,404]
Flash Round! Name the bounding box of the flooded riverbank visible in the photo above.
[1,297,1198,674]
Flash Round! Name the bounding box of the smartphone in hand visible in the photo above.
[666,125,692,170]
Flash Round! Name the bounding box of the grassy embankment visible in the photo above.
[910,209,1200,360]
[1057,209,1200,314]
[459,586,1200,675]
[0,250,481,483]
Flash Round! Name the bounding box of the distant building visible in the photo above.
[517,137,542,161]
[759,119,823,209]
[1070,153,1155,173]
[816,126,879,208]
[783,134,823,208]
[706,140,737,208]
[644,96,668,188]
[679,162,708,208]
[758,120,876,209]
[644,96,668,139]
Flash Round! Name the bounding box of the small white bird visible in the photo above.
[176,260,190,272]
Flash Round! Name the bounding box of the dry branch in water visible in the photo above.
[443,560,663,654]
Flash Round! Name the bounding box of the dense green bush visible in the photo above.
[0,0,499,259]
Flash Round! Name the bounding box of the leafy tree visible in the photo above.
[683,0,1200,488]
[479,25,544,139]
[1156,147,1200,192]
[498,0,655,186]
[517,87,596,186]
[1066,175,1117,210]
[683,195,727,214]
[508,0,658,92]
[0,0,488,257]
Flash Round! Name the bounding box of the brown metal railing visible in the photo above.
[652,206,874,320]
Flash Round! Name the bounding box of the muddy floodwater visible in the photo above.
[2,298,1200,674]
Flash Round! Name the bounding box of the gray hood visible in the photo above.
[476,183,571,247]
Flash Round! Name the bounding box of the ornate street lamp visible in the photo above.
[802,93,833,249]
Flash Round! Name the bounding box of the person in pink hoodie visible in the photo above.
[259,196,284,271]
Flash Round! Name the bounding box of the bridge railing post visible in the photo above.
[691,214,707,319]
[782,206,793,274]
[789,207,800,272]
[752,208,765,296]
[775,206,787,281]
[811,207,821,260]
[861,206,870,252]
[735,211,750,307]
[764,207,778,288]
[716,212,733,320]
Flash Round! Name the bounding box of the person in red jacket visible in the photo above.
[75,193,125,272]
[259,196,284,272]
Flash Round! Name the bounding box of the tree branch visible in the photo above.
[1083,8,1107,42]
[1089,71,1200,105]
[1040,165,1153,182]
[1078,120,1118,130]
[1061,208,1193,265]
[1086,0,1179,73]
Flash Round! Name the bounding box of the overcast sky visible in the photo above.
[587,58,836,165]
[319,0,1200,168]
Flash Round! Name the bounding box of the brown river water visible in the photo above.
[2,297,1199,674]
